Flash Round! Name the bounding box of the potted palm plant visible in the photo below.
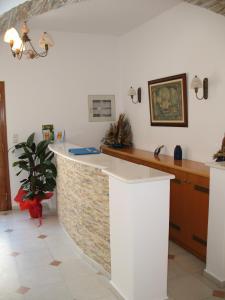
[12,133,57,224]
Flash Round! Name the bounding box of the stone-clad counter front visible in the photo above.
[56,155,111,272]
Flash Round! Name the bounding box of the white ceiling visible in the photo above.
[0,0,26,14]
[30,0,182,36]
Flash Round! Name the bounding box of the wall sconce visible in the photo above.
[128,86,141,104]
[191,75,208,100]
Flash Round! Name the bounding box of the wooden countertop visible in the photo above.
[101,145,210,179]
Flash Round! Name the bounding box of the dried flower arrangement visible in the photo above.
[101,113,132,148]
[213,135,225,161]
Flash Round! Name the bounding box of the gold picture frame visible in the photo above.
[148,73,188,127]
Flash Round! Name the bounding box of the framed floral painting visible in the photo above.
[148,73,188,127]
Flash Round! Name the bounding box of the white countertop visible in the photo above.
[206,161,225,170]
[49,143,174,184]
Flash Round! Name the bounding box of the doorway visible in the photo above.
[0,82,11,211]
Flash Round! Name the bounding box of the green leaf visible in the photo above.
[15,142,26,150]
[27,133,35,148]
[31,142,36,153]
[13,161,29,171]
[16,170,22,176]
[36,140,50,157]
[44,151,54,161]
[46,163,57,177]
[45,172,54,179]
[20,179,28,183]
[13,160,27,167]
[18,153,30,160]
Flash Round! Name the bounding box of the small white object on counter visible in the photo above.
[49,143,174,184]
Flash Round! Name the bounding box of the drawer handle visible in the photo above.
[192,235,207,246]
[170,222,181,231]
[194,185,209,194]
[172,178,182,185]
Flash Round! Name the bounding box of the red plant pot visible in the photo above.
[28,202,42,219]
[14,188,53,225]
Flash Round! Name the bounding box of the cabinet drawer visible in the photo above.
[187,173,209,189]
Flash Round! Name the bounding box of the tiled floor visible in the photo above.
[0,210,224,300]
[168,242,225,300]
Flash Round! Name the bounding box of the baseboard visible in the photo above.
[204,269,225,288]
[109,281,126,300]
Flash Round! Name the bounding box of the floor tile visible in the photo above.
[168,274,213,300]
[15,248,53,271]
[66,273,114,300]
[50,260,62,266]
[59,257,97,281]
[19,264,63,288]
[37,234,47,239]
[16,286,30,295]
[10,252,20,257]
[173,252,205,274]
[23,281,73,300]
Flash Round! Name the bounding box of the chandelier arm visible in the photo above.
[28,40,48,58]
[17,42,25,60]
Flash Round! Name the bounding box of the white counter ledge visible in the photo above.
[206,161,225,170]
[50,142,174,300]
[49,142,173,184]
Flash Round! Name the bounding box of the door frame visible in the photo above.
[0,81,11,211]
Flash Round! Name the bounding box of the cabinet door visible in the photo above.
[169,178,188,245]
[187,183,209,259]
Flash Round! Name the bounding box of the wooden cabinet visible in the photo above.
[101,145,210,261]
[169,174,209,260]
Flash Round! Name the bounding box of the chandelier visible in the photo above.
[3,21,54,60]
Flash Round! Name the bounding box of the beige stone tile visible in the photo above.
[193,273,225,292]
[66,274,114,300]
[59,257,97,281]
[169,241,188,256]
[168,274,213,300]
[168,259,189,281]
[173,252,205,274]
[23,281,73,300]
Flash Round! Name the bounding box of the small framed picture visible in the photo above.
[148,73,188,127]
[42,124,54,142]
[54,129,65,143]
[88,95,116,122]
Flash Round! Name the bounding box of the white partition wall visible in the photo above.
[205,163,225,287]
[108,176,172,300]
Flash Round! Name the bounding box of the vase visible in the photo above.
[174,145,182,160]
[28,202,42,219]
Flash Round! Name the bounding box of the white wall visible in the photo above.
[119,2,225,162]
[0,31,119,198]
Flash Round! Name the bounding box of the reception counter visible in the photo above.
[49,143,174,300]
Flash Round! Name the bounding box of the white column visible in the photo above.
[205,165,225,287]
[109,176,171,300]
